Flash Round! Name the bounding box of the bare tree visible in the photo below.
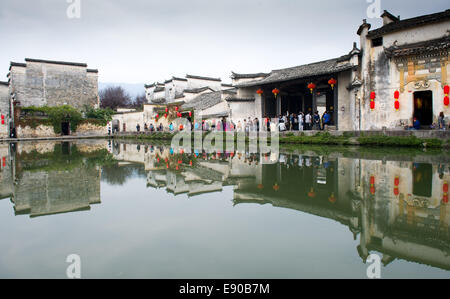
[132,93,147,110]
[100,86,132,110]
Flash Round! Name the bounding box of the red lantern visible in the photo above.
[444,96,450,107]
[307,83,316,94]
[273,183,280,192]
[165,107,168,113]
[370,100,375,110]
[394,188,400,196]
[189,111,192,117]
[156,114,159,119]
[394,90,400,100]
[328,193,336,204]
[444,85,450,95]
[257,184,264,190]
[370,92,376,100]
[370,176,376,195]
[164,113,168,118]
[256,89,263,95]
[308,188,316,198]
[328,78,337,90]
[444,194,449,204]
[394,177,400,187]
[175,106,179,112]
[272,88,280,98]
[444,182,449,193]
[394,100,400,111]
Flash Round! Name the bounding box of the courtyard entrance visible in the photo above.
[61,122,70,136]
[413,91,433,127]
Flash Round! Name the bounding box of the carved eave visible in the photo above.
[347,78,362,91]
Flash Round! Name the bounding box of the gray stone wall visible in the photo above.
[9,61,99,110]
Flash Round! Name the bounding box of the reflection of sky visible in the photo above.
[0,175,449,278]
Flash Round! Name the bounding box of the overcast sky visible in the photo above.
[0,0,448,85]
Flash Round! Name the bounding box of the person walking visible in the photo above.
[305,112,312,131]
[313,111,320,130]
[439,112,446,130]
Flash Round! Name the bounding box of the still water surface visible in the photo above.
[0,140,449,278]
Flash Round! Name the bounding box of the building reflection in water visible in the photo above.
[0,140,448,271]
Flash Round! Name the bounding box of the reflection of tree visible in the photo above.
[101,163,146,186]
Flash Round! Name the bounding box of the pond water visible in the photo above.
[0,140,449,279]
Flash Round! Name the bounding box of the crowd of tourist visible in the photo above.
[128,111,334,134]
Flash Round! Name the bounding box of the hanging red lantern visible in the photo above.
[307,83,316,94]
[394,90,400,100]
[370,92,376,100]
[175,106,179,112]
[394,177,400,187]
[164,113,168,118]
[189,111,192,117]
[394,100,400,111]
[273,183,280,192]
[443,194,449,204]
[370,176,376,195]
[156,114,159,119]
[444,85,450,95]
[328,193,337,204]
[165,107,169,113]
[272,88,280,98]
[370,100,375,110]
[444,182,449,193]
[256,89,264,95]
[394,188,400,196]
[328,78,337,90]
[444,96,450,107]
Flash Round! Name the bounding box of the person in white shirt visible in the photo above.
[278,121,287,132]
[305,113,312,131]
[298,113,304,131]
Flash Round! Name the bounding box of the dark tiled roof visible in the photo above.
[235,57,354,87]
[223,88,237,95]
[174,93,185,99]
[145,83,156,88]
[25,58,88,67]
[87,69,98,73]
[385,36,450,58]
[184,87,215,94]
[173,76,188,82]
[231,72,270,79]
[381,10,400,22]
[221,83,233,87]
[186,74,221,82]
[0,81,9,86]
[225,97,255,102]
[9,62,26,70]
[151,98,166,104]
[182,91,222,110]
[367,9,450,39]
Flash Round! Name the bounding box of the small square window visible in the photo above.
[372,37,383,47]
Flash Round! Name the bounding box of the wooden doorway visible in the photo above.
[413,91,433,127]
